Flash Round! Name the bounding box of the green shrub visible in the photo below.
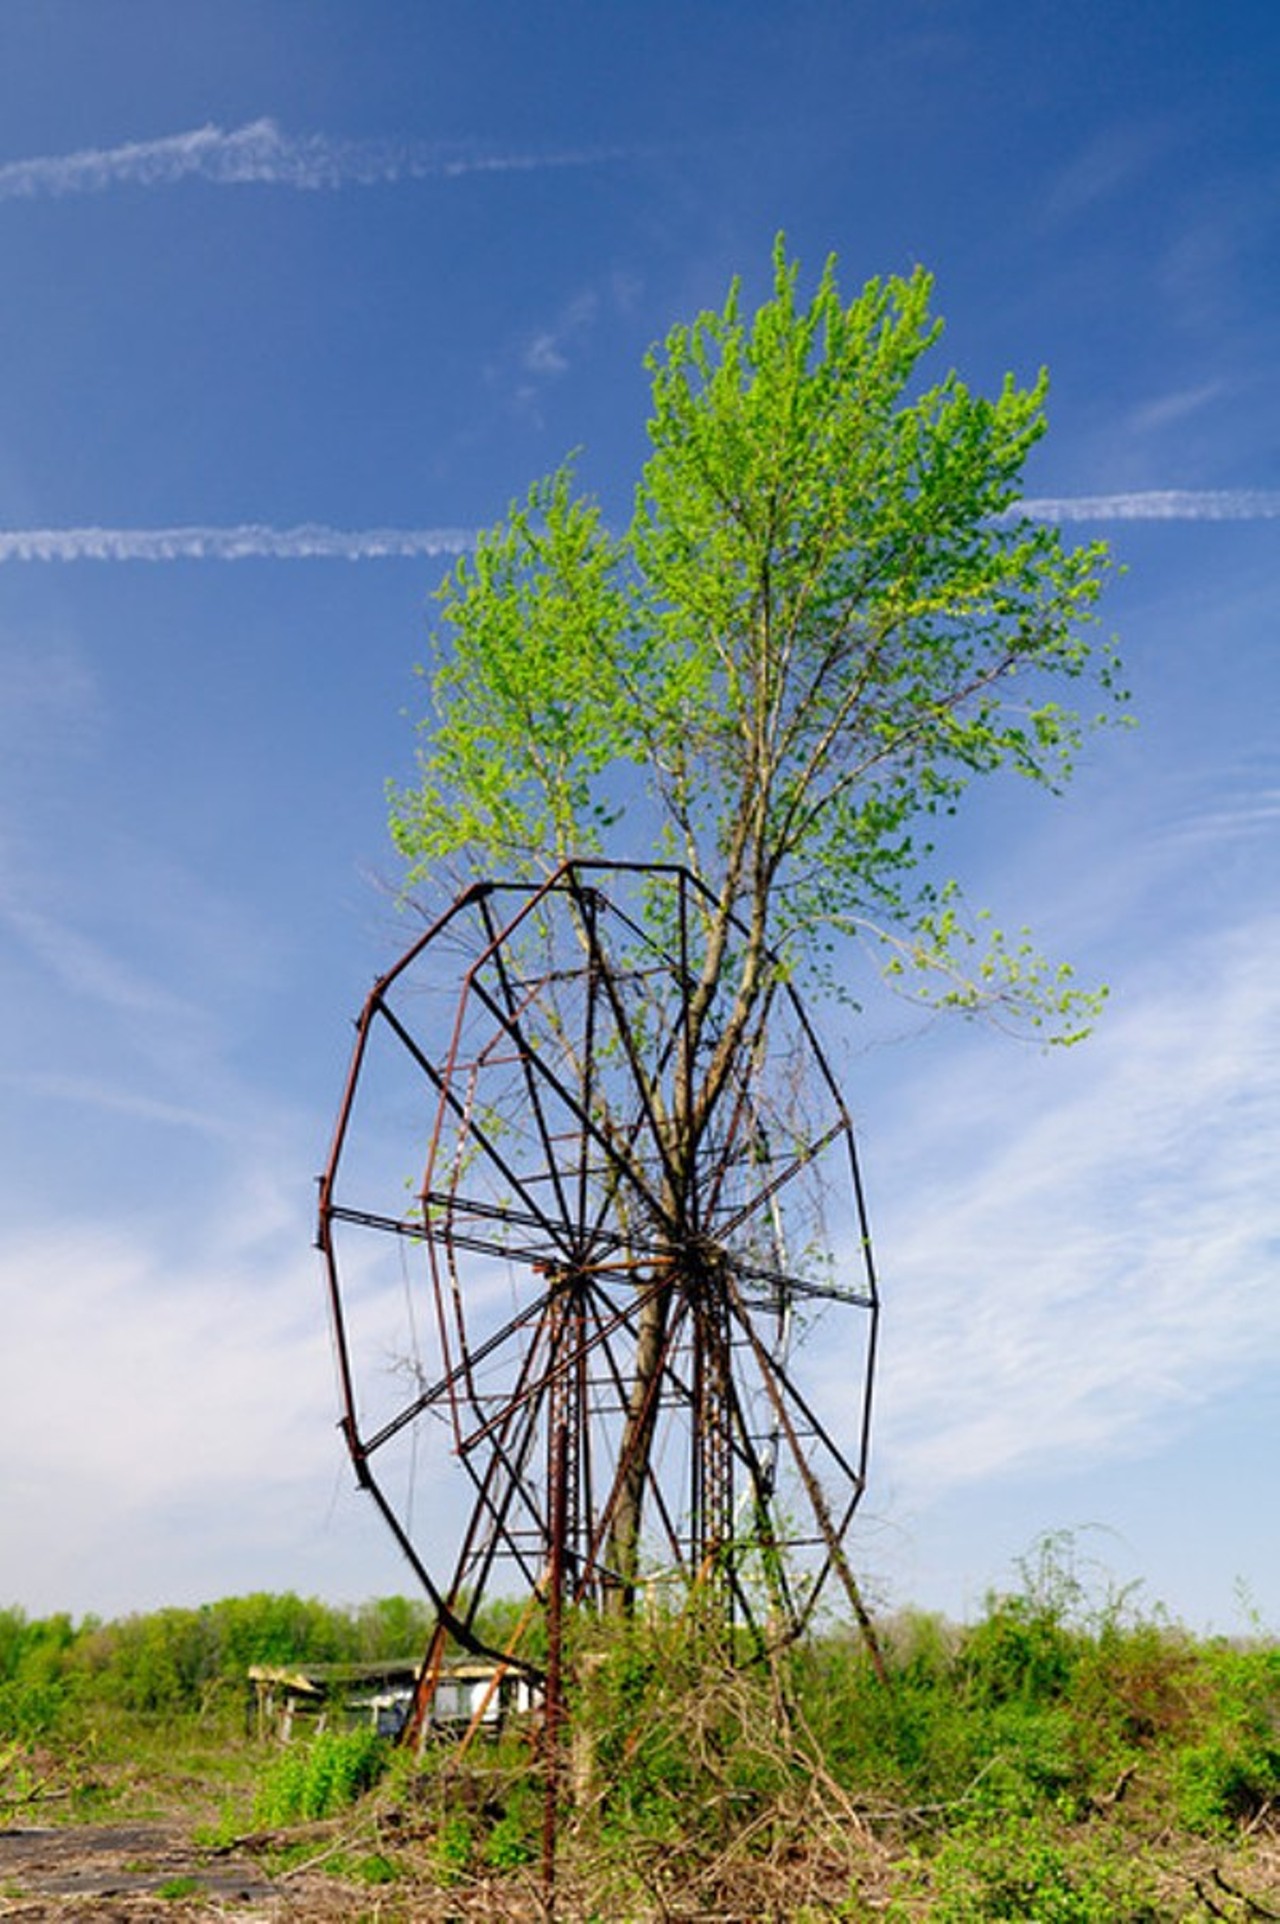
[483,1809,537,1869]
[433,1810,475,1882]
[252,1727,389,1825]
[895,1816,1163,1922]
[1171,1639,1280,1835]
[0,1676,69,1739]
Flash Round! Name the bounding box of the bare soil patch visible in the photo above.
[0,1822,331,1921]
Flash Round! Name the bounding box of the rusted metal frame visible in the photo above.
[721,1266,884,1673]
[447,1277,599,1620]
[355,1449,511,1669]
[316,988,390,1462]
[450,1262,670,1460]
[726,1251,874,1311]
[573,884,599,1253]
[376,990,543,1262]
[326,892,504,1454]
[357,1271,557,1460]
[540,1267,594,1910]
[327,862,880,1702]
[729,1302,867,1498]
[625,1293,732,1582]
[581,1279,702,1586]
[430,1189,643,1264]
[839,1118,881,1486]
[324,1195,593,1261]
[778,970,880,1310]
[709,1114,845,1250]
[401,1375,552,1744]
[677,869,696,1229]
[460,969,669,1239]
[565,866,690,1231]
[689,1276,799,1649]
[406,1619,451,1749]
[711,1314,802,1644]
[465,939,618,1270]
[541,1424,568,1914]
[684,974,781,1231]
[716,1331,802,1642]
[690,1280,734,1625]
[560,859,696,970]
[555,903,691,1254]
[454,1266,694,1606]
[316,1224,364,1477]
[461,958,671,1238]
[374,996,574,1267]
[443,1300,563,1619]
[319,875,499,1220]
[476,889,577,1247]
[435,1049,485,1416]
[560,1268,660,1602]
[374,979,572,1441]
[323,1191,682,1288]
[572,1280,593,1592]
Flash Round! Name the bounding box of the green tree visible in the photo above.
[389,240,1122,1595]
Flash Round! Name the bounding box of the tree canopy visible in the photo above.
[390,239,1123,1042]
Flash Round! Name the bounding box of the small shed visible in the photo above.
[247,1660,419,1741]
[247,1657,538,1742]
[425,1659,540,1731]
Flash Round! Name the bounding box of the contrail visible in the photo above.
[0,118,626,201]
[4,489,1278,564]
[1017,489,1280,523]
[0,525,477,563]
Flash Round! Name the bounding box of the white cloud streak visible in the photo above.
[3,491,1278,565]
[0,118,626,201]
[0,524,476,563]
[1018,488,1280,522]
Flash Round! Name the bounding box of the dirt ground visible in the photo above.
[0,1820,552,1922]
[1,1823,276,1920]
[0,1821,429,1921]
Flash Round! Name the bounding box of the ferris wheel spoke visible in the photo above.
[373,995,583,1255]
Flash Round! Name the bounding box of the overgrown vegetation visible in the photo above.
[2,1548,1277,1919]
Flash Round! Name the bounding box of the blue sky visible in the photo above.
[1,0,1278,1631]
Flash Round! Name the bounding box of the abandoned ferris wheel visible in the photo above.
[317,860,880,1725]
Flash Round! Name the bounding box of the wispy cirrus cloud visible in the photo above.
[0,523,476,563]
[0,118,627,201]
[863,907,1280,1502]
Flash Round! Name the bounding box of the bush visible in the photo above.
[896,1815,1164,1922]
[1172,1640,1280,1835]
[0,1676,68,1740]
[252,1727,390,1825]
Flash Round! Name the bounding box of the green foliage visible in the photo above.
[252,1726,389,1825]
[482,1809,538,1869]
[570,1613,797,1856]
[391,238,1124,1041]
[0,1609,81,1738]
[0,1676,68,1738]
[893,1815,1164,1922]
[4,1574,1277,1917]
[431,1809,475,1882]
[1172,1641,1280,1835]
[0,1591,430,1736]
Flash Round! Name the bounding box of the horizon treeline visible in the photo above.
[0,1590,436,1726]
